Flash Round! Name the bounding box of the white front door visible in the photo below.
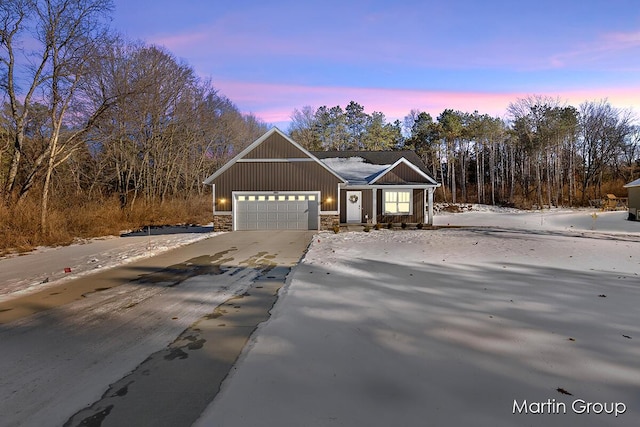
[346,191,362,223]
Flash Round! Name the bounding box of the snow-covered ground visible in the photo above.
[2,207,639,426]
[194,208,640,427]
[0,225,220,302]
[435,204,640,235]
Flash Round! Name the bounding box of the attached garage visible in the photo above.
[234,192,319,230]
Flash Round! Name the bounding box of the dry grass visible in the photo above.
[0,195,213,256]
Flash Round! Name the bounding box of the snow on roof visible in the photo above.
[319,157,390,185]
[624,178,640,188]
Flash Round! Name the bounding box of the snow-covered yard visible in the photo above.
[195,208,639,427]
[1,207,638,426]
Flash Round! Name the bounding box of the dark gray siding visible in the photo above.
[629,187,640,209]
[243,132,309,159]
[212,162,340,212]
[377,188,425,223]
[376,163,429,184]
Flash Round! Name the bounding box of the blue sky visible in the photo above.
[112,0,640,128]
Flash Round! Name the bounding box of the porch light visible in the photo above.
[325,197,333,203]
[219,198,226,204]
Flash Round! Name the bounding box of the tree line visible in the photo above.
[2,1,639,250]
[288,97,639,207]
[1,0,267,236]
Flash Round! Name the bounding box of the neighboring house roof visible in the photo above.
[624,178,640,188]
[311,150,438,186]
[203,127,346,185]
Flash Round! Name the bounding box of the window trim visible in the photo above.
[382,189,413,215]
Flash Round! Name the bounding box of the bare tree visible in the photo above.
[0,0,114,232]
[289,105,320,150]
[578,100,634,202]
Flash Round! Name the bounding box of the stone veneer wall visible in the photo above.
[213,214,233,231]
[320,214,340,230]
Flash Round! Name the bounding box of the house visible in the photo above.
[203,128,440,231]
[624,178,640,221]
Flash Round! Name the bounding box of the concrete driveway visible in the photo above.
[0,231,315,427]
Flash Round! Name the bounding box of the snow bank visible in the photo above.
[0,226,221,302]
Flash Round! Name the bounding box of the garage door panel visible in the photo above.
[235,193,318,230]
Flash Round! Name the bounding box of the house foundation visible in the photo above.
[320,214,340,230]
[213,214,233,231]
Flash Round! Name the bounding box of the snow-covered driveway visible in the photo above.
[0,231,314,427]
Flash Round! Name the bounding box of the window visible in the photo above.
[384,190,412,214]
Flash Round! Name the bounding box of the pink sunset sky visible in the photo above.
[112,0,640,129]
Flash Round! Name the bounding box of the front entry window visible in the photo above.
[384,190,412,214]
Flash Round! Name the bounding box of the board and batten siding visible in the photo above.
[376,162,429,184]
[629,187,640,210]
[242,132,310,159]
[212,162,340,212]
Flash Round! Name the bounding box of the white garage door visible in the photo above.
[235,193,319,230]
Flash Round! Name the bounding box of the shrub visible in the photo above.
[417,222,424,229]
[363,225,370,232]
[374,223,382,230]
[387,222,393,229]
[332,224,340,233]
[401,222,407,229]
[0,194,214,255]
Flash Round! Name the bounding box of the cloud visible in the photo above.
[214,80,640,125]
[549,30,640,69]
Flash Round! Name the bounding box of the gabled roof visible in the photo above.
[624,178,640,188]
[203,127,346,185]
[312,150,438,186]
[312,150,431,174]
[369,157,439,185]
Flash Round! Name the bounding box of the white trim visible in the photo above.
[382,188,413,215]
[212,183,216,216]
[369,157,439,185]
[624,178,640,188]
[372,188,377,224]
[424,187,427,224]
[203,127,347,185]
[214,211,232,215]
[427,188,434,225]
